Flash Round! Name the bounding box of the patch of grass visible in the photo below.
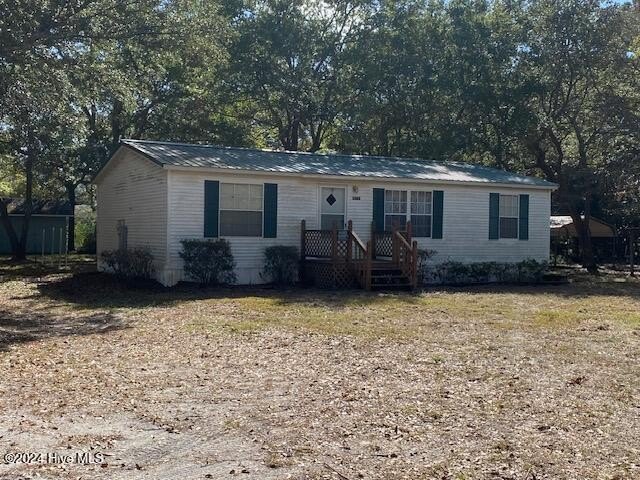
[223,418,242,431]
[184,297,414,338]
[533,309,581,327]
[432,355,444,364]
[617,312,640,326]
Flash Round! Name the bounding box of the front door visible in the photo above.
[320,186,346,230]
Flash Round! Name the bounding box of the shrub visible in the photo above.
[427,258,548,285]
[179,238,236,286]
[101,247,155,280]
[261,246,299,285]
[75,207,97,253]
[434,261,469,284]
[516,259,548,282]
[77,228,96,254]
[416,248,437,285]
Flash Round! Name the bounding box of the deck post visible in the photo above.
[406,220,412,243]
[331,223,338,262]
[300,220,306,260]
[365,240,373,290]
[347,220,353,263]
[300,220,306,283]
[392,224,399,266]
[412,240,418,289]
[370,222,376,260]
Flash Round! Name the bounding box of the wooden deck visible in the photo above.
[300,220,418,290]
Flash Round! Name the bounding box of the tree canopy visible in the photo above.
[0,0,638,265]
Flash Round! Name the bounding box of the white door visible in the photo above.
[320,186,346,230]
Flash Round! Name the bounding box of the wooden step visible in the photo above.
[371,273,406,280]
[371,282,412,291]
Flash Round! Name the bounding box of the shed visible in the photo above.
[0,198,73,254]
[550,215,616,238]
[550,215,617,263]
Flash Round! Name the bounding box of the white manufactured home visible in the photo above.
[94,139,556,288]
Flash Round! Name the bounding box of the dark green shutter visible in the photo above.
[263,183,278,238]
[204,180,219,237]
[519,194,529,240]
[432,190,444,239]
[372,188,385,233]
[489,193,500,240]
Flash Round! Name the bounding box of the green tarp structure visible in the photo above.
[0,198,73,255]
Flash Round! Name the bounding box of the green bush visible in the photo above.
[425,258,548,285]
[261,245,299,285]
[75,208,96,253]
[433,261,469,284]
[179,238,236,286]
[416,248,437,285]
[516,259,547,282]
[101,247,155,280]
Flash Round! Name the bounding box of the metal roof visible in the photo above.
[121,139,557,188]
[3,198,73,216]
[550,215,615,237]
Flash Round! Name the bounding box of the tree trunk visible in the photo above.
[309,121,324,153]
[0,199,20,258]
[110,98,125,154]
[65,182,76,252]
[569,210,597,273]
[14,156,35,261]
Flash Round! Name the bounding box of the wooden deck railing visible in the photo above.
[393,229,418,289]
[347,221,372,289]
[300,219,417,290]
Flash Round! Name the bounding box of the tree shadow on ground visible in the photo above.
[32,270,640,312]
[0,255,96,281]
[0,302,125,352]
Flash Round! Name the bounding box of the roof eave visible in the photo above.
[93,142,165,184]
[163,164,558,190]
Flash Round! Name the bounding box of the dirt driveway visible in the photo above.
[0,268,639,479]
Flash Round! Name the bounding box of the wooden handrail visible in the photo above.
[300,219,415,291]
[393,229,418,289]
[394,230,412,251]
[349,230,367,253]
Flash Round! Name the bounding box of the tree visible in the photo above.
[513,0,638,271]
[0,0,232,255]
[229,0,372,151]
[0,66,75,259]
[330,0,450,157]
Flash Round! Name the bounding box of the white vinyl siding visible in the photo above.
[95,148,167,276]
[165,178,550,285]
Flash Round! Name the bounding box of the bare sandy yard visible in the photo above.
[0,261,639,479]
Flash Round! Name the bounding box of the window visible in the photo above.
[384,190,407,231]
[384,190,433,237]
[410,191,432,237]
[220,183,263,236]
[499,194,518,239]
